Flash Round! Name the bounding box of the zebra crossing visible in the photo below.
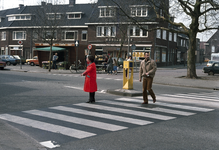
[0,92,217,148]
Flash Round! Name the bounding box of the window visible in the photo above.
[33,32,38,40]
[162,49,166,62]
[174,33,177,42]
[68,13,81,19]
[99,7,115,17]
[130,6,148,17]
[43,31,57,40]
[82,30,87,41]
[47,13,61,20]
[129,26,148,37]
[13,31,26,40]
[8,14,31,21]
[62,31,78,41]
[96,26,116,37]
[169,32,172,41]
[1,32,6,40]
[155,48,160,62]
[162,30,166,40]
[157,29,161,38]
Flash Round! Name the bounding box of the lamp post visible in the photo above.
[75,40,79,68]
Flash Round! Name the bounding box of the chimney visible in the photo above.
[18,4,24,10]
[69,0,75,6]
[41,1,46,6]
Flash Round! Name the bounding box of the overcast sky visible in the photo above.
[0,0,213,41]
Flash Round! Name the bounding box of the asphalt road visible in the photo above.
[0,70,219,150]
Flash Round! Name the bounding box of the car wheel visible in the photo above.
[208,71,214,75]
[6,62,11,66]
[30,62,35,66]
[13,63,17,66]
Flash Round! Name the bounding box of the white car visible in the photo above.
[207,60,217,67]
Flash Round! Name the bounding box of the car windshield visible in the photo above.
[9,56,14,59]
[14,56,20,59]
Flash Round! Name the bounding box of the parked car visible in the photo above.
[0,55,18,66]
[13,55,26,65]
[206,60,216,67]
[26,56,39,66]
[203,62,219,75]
[112,57,124,67]
[0,58,6,70]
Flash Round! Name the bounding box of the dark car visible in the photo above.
[203,62,219,75]
[0,55,18,66]
[0,58,6,70]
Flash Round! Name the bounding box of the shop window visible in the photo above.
[162,49,166,62]
[155,48,160,63]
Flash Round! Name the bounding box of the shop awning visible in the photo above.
[35,46,66,51]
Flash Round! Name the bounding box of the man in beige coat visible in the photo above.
[139,52,157,104]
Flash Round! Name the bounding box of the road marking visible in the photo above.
[161,94,219,102]
[24,110,127,131]
[0,114,96,139]
[75,103,176,121]
[50,106,153,125]
[64,86,83,90]
[100,100,196,116]
[115,98,214,112]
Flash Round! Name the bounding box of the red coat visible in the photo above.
[83,62,97,92]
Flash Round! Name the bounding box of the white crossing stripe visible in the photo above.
[100,100,196,116]
[64,86,83,90]
[0,114,96,139]
[161,94,219,102]
[115,79,123,81]
[116,98,214,112]
[24,110,127,131]
[50,106,153,125]
[75,103,176,120]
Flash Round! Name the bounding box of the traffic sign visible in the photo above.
[131,44,136,50]
[18,40,23,45]
[75,40,79,47]
[88,44,92,50]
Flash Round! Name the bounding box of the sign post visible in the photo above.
[131,44,137,71]
[75,40,79,69]
[18,40,23,69]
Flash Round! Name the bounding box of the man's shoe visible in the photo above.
[153,98,156,103]
[142,102,148,104]
[86,100,91,103]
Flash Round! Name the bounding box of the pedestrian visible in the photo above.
[127,56,132,61]
[107,55,113,75]
[81,55,97,103]
[113,58,118,75]
[139,52,157,104]
[52,53,58,69]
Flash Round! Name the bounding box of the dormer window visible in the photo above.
[66,12,82,19]
[7,14,31,21]
[99,6,116,17]
[130,5,148,17]
[47,13,61,20]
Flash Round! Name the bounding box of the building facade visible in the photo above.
[0,0,189,67]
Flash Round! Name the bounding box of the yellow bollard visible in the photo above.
[123,61,134,90]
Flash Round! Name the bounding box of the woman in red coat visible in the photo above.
[81,55,97,103]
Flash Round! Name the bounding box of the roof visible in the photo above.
[0,3,95,29]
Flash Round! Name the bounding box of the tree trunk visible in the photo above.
[48,45,52,72]
[187,32,198,78]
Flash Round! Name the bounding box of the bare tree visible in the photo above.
[106,0,219,78]
[32,1,65,72]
